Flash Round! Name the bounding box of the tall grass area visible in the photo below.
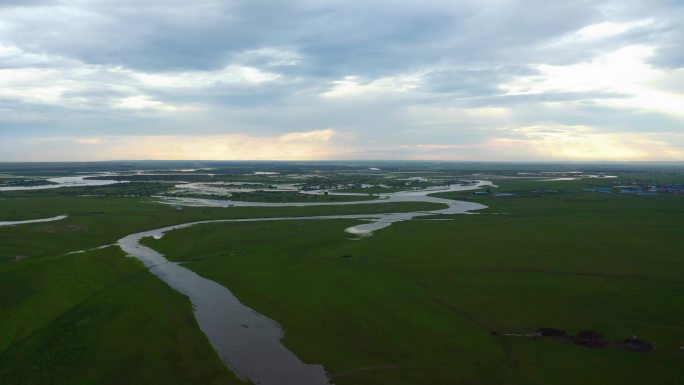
[143,185,684,385]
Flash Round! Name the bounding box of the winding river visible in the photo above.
[117,181,490,385]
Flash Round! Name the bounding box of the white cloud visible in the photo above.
[123,65,281,89]
[280,128,335,142]
[0,42,21,56]
[1,1,684,161]
[112,95,179,111]
[502,45,684,119]
[572,19,654,41]
[234,47,303,67]
[321,73,425,99]
[0,67,90,105]
[406,105,510,127]
[504,45,654,94]
[0,43,281,113]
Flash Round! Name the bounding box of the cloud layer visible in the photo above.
[1,0,683,161]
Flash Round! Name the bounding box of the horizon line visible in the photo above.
[0,159,683,164]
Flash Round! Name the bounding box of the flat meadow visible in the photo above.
[1,166,683,384]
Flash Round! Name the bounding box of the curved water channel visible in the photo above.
[0,214,68,227]
[118,181,490,385]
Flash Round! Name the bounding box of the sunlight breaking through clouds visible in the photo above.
[0,129,341,161]
[510,125,684,161]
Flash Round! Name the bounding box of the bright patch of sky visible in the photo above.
[0,0,683,161]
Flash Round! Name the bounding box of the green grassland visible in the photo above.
[1,171,684,384]
[141,181,684,385]
[0,187,440,385]
[0,246,238,385]
[0,194,440,261]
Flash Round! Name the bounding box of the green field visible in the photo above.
[0,247,238,385]
[0,191,439,385]
[142,180,684,385]
[0,195,439,260]
[1,164,684,385]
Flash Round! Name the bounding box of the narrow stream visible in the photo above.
[0,214,68,227]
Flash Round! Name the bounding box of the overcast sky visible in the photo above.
[1,0,683,161]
